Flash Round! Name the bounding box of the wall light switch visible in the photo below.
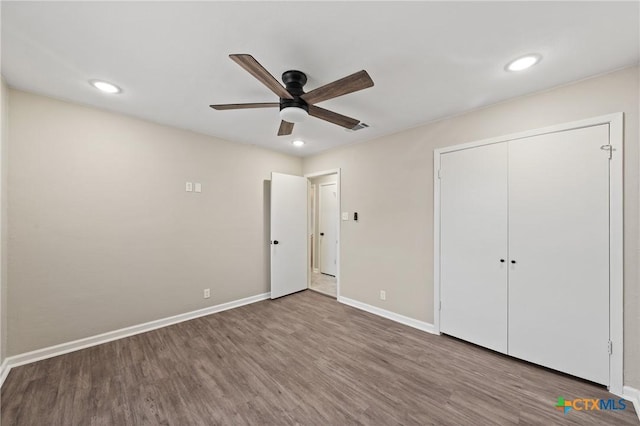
[194,183,202,193]
[342,212,349,221]
[204,288,210,299]
[186,182,193,192]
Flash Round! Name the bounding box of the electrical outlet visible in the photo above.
[186,182,193,192]
[204,288,210,299]
[194,183,202,193]
[380,290,386,301]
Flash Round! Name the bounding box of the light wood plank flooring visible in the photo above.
[309,271,337,297]
[2,290,637,425]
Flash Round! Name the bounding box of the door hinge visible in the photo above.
[600,144,614,159]
[439,301,442,311]
[437,169,441,179]
[608,340,613,355]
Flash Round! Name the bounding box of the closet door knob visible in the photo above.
[273,240,279,245]
[320,233,324,236]
[500,259,505,263]
[511,260,516,264]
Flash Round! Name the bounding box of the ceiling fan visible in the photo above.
[210,54,374,136]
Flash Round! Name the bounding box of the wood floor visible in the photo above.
[2,290,637,425]
[309,271,337,297]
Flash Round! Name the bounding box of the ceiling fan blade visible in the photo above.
[229,54,293,100]
[308,105,360,129]
[209,102,279,110]
[301,70,373,105]
[278,120,294,136]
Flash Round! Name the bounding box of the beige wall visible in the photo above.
[1,77,8,363]
[5,67,640,388]
[302,66,640,388]
[309,173,338,270]
[7,89,302,355]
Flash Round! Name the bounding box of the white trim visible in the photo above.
[313,268,319,273]
[433,113,624,155]
[433,151,441,335]
[338,296,436,334]
[433,113,625,395]
[304,169,341,299]
[304,168,341,179]
[309,183,316,273]
[607,113,624,396]
[0,358,9,388]
[0,292,270,387]
[622,386,640,421]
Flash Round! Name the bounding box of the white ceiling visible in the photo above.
[2,2,638,157]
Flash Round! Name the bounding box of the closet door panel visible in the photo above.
[508,124,610,385]
[440,143,508,353]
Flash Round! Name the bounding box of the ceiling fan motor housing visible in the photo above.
[280,70,308,112]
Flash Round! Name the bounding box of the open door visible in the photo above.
[319,183,338,276]
[270,172,308,299]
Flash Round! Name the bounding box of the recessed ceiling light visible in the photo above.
[292,140,305,147]
[90,80,121,94]
[505,54,542,72]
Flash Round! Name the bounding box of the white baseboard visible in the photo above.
[623,386,640,420]
[0,292,270,388]
[0,358,9,388]
[313,268,319,273]
[3,289,634,420]
[338,296,436,334]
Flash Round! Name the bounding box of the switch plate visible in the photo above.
[186,182,193,192]
[380,290,386,300]
[204,288,210,299]
[194,183,202,193]
[342,212,349,221]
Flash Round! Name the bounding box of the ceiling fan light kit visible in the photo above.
[210,54,374,136]
[278,69,309,123]
[280,107,308,123]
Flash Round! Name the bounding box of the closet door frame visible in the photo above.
[433,113,623,395]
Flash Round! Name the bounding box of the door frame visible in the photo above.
[433,113,624,395]
[309,183,317,272]
[305,168,341,298]
[318,181,338,276]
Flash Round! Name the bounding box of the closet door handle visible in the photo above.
[273,240,279,245]
[500,259,505,263]
[511,260,516,264]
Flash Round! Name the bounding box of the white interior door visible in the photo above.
[508,125,610,385]
[270,172,308,299]
[440,143,509,353]
[319,183,337,276]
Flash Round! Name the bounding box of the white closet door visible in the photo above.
[270,172,308,299]
[440,143,508,353]
[508,124,610,385]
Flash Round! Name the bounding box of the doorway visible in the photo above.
[306,170,340,298]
